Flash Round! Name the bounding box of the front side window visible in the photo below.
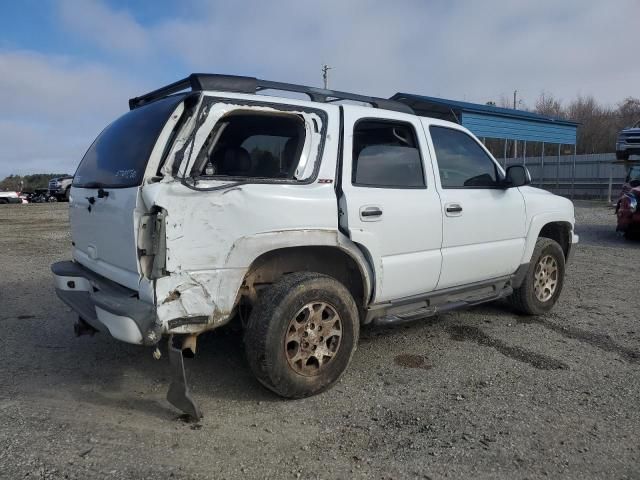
[190,111,305,179]
[352,120,425,188]
[430,126,500,188]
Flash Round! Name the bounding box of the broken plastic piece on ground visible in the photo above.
[167,335,203,420]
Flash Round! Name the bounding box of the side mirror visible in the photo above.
[505,165,532,188]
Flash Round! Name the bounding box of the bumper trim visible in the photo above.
[52,261,160,345]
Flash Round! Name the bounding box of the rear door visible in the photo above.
[340,106,442,303]
[422,121,526,290]
[70,94,187,290]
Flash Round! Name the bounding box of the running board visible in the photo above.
[367,278,514,326]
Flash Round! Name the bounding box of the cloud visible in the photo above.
[1,0,639,177]
[0,50,141,177]
[57,0,150,56]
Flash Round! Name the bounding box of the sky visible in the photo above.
[0,0,638,178]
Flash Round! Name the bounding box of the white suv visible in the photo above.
[52,74,578,418]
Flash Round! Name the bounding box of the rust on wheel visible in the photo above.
[284,302,342,376]
[534,254,558,302]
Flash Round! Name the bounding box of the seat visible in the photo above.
[218,146,252,176]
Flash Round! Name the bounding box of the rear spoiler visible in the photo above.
[128,73,414,115]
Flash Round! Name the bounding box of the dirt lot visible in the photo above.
[0,202,639,479]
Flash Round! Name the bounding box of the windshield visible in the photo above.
[73,94,186,188]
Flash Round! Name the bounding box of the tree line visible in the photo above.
[0,174,70,193]
[485,93,640,158]
[534,93,640,154]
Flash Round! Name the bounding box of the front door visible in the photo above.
[340,106,443,303]
[423,121,526,290]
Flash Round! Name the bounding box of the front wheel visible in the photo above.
[244,272,359,398]
[508,238,566,315]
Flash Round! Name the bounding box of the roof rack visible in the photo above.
[128,73,414,114]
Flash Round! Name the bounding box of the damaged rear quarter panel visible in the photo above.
[151,183,338,333]
[144,99,342,334]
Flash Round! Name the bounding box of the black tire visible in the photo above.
[616,150,629,161]
[64,187,70,202]
[0,198,7,205]
[508,238,565,315]
[244,272,359,398]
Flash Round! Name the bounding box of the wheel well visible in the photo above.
[538,222,571,258]
[241,246,367,307]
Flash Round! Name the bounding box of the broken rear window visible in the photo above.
[190,111,306,180]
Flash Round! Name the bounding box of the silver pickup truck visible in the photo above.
[616,120,640,160]
[48,175,73,201]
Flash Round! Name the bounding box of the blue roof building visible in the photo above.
[391,93,578,146]
[391,93,581,197]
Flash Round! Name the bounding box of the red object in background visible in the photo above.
[616,186,640,238]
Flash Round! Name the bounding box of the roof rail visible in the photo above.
[128,73,414,114]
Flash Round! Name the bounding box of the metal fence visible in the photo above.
[503,153,626,201]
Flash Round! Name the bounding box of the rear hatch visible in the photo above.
[70,94,186,290]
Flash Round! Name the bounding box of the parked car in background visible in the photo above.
[30,188,57,203]
[48,175,73,201]
[616,163,640,238]
[616,120,640,160]
[0,191,23,204]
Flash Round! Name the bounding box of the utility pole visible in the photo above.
[513,89,518,159]
[322,64,332,90]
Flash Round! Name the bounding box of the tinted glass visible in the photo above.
[74,95,185,188]
[352,121,424,188]
[430,126,499,188]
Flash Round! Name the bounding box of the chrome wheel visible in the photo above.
[534,254,558,302]
[284,302,342,376]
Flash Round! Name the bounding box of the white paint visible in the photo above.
[340,105,443,302]
[52,274,92,292]
[95,307,143,344]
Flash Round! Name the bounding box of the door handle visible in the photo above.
[360,205,383,221]
[445,203,463,216]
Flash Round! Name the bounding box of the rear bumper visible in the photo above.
[51,261,160,345]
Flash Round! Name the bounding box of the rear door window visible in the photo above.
[73,94,186,188]
[352,120,425,188]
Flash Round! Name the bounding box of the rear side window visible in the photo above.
[429,126,499,188]
[74,95,186,188]
[190,112,305,179]
[352,120,425,188]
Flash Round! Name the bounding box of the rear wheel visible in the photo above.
[508,238,565,315]
[244,272,359,398]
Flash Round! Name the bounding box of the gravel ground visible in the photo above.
[0,202,639,479]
